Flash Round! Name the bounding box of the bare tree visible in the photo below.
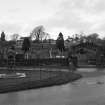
[30,25,45,41]
[11,34,19,41]
[86,33,99,43]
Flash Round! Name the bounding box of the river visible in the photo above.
[0,70,105,105]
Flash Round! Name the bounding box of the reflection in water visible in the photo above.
[72,76,105,86]
[7,93,19,105]
[0,76,105,105]
[0,93,19,105]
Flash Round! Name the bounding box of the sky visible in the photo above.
[0,0,105,39]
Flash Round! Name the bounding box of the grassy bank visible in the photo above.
[0,70,82,93]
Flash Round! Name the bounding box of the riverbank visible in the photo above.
[0,69,82,93]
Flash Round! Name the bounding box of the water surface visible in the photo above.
[0,72,105,105]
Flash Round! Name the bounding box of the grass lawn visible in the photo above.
[0,69,82,93]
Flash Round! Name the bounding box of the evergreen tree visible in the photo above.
[22,37,31,54]
[1,31,5,41]
[56,32,65,52]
